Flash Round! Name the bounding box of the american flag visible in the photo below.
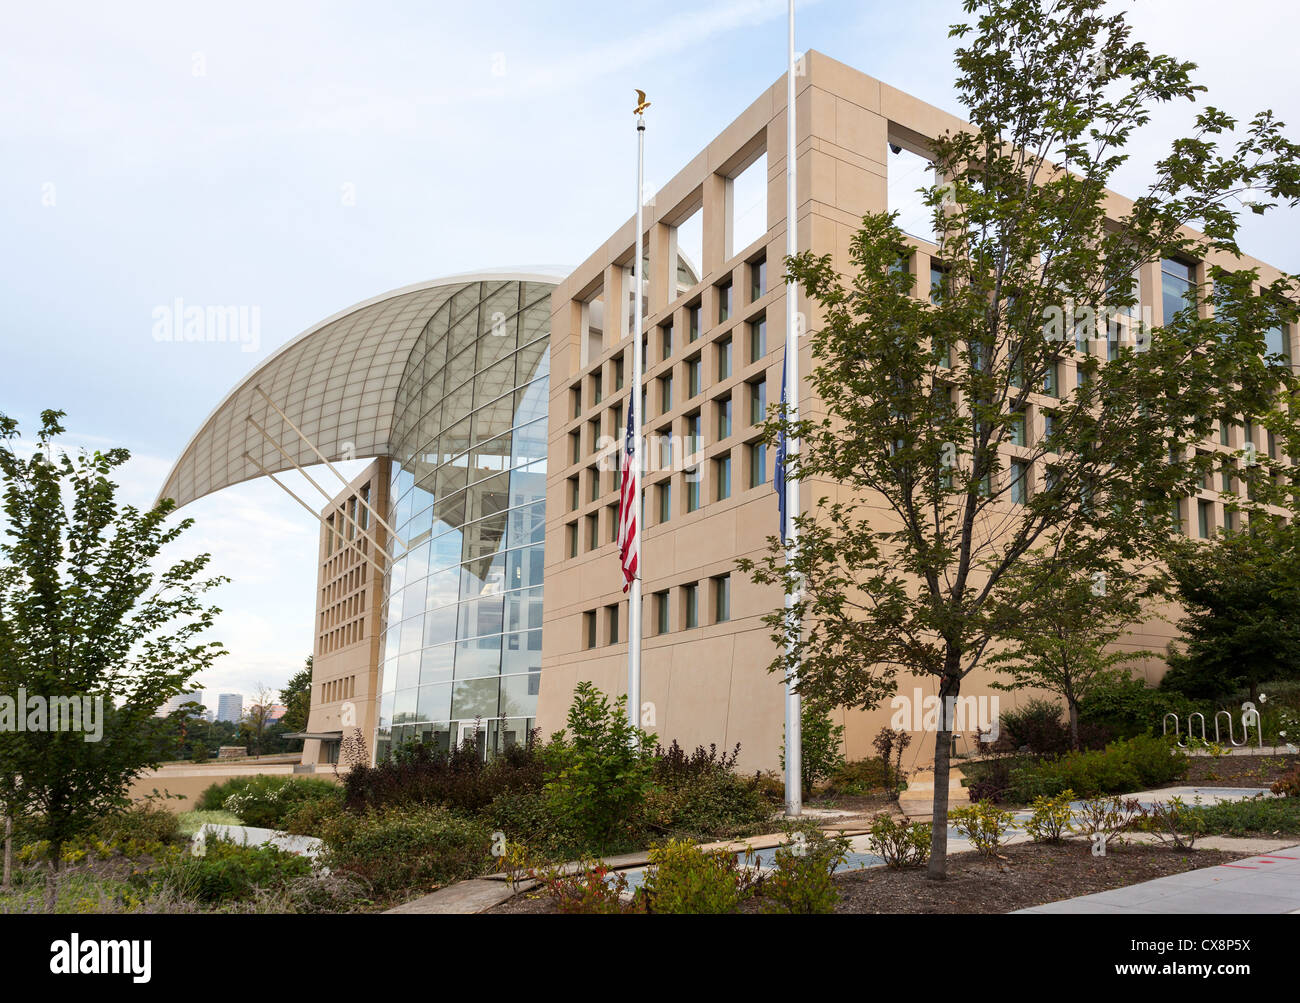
[617,398,639,591]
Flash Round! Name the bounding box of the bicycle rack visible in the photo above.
[1187,712,1207,745]
[1214,710,1245,747]
[1163,712,1185,748]
[1240,704,1264,749]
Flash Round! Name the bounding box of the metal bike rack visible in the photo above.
[1214,710,1245,747]
[1163,712,1185,748]
[1187,712,1207,745]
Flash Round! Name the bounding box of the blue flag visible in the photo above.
[775,352,788,545]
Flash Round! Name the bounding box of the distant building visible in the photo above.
[157,690,204,717]
[216,693,243,724]
[265,704,287,723]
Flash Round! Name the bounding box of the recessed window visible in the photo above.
[749,316,767,362]
[687,355,702,398]
[1009,410,1027,447]
[661,322,674,361]
[568,476,579,511]
[1197,499,1213,539]
[1010,461,1029,504]
[930,264,946,305]
[567,522,578,558]
[749,378,767,425]
[684,583,699,629]
[713,574,731,623]
[660,374,673,414]
[714,454,732,501]
[685,471,701,513]
[586,514,599,551]
[751,258,767,301]
[592,370,603,405]
[717,396,733,440]
[688,304,701,342]
[657,481,672,524]
[1161,257,1196,326]
[717,279,733,324]
[717,336,733,381]
[614,356,625,391]
[748,441,767,487]
[606,604,620,645]
[584,611,597,649]
[685,412,702,458]
[570,386,582,419]
[655,590,670,634]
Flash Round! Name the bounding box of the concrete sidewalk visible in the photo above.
[1017,846,1300,914]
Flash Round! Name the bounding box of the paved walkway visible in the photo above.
[1018,845,1300,914]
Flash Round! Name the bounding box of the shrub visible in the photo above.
[157,837,312,904]
[998,699,1072,755]
[92,804,182,846]
[640,839,757,914]
[222,776,342,829]
[529,858,643,914]
[1068,795,1145,849]
[280,793,346,837]
[780,705,845,798]
[760,826,850,914]
[1139,796,1204,851]
[543,682,654,848]
[866,813,930,868]
[1006,736,1186,802]
[824,757,892,796]
[1024,790,1075,843]
[342,733,547,817]
[283,871,373,914]
[1271,767,1300,798]
[949,800,1015,855]
[318,805,492,899]
[870,728,912,790]
[196,777,253,812]
[1079,674,1198,741]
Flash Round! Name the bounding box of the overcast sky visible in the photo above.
[2,0,1297,710]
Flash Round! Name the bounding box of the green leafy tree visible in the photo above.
[543,681,653,848]
[281,656,313,733]
[0,410,226,907]
[780,701,845,800]
[742,0,1300,878]
[988,557,1153,750]
[1163,520,1300,702]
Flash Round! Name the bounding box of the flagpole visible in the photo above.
[628,99,647,743]
[783,0,803,816]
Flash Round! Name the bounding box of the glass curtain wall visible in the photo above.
[375,280,553,761]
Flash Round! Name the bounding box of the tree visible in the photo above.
[280,656,313,733]
[241,682,276,756]
[1163,520,1300,702]
[742,0,1300,878]
[987,556,1153,750]
[0,410,226,907]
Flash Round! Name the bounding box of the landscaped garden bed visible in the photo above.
[824,841,1252,914]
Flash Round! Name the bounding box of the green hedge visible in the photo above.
[1007,736,1188,802]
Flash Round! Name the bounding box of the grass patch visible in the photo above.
[177,810,243,838]
[1190,795,1300,837]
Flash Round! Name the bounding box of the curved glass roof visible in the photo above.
[158,271,564,509]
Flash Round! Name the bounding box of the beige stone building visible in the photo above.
[162,51,1294,776]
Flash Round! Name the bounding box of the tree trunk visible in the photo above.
[1068,699,1081,752]
[927,724,953,880]
[2,814,11,892]
[44,854,59,914]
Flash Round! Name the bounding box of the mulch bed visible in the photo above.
[1176,753,1298,789]
[486,840,1247,914]
[826,841,1245,914]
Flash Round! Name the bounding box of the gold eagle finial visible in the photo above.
[634,89,651,115]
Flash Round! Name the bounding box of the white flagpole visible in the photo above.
[783,0,803,816]
[628,97,647,742]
